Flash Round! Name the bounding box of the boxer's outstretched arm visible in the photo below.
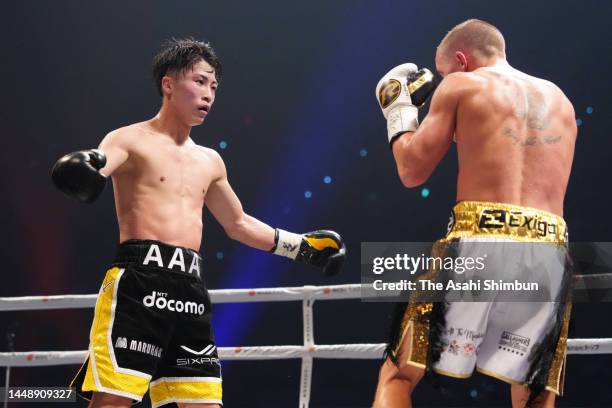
[98,129,131,177]
[392,74,461,187]
[205,151,346,275]
[205,152,276,251]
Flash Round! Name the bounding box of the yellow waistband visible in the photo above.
[447,201,567,243]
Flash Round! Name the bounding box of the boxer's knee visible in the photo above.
[385,323,424,387]
[379,356,424,391]
[374,357,424,408]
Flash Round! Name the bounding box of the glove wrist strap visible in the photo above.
[387,105,419,143]
[272,229,302,259]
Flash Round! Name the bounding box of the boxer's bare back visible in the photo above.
[447,64,577,216]
[394,60,577,217]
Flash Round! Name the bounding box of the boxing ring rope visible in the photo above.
[2,275,612,407]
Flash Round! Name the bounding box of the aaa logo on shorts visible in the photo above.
[143,291,205,315]
[378,79,401,108]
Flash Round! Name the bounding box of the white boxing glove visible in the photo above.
[375,63,420,144]
[376,63,438,146]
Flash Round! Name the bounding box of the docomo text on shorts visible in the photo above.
[372,253,486,275]
[142,291,205,315]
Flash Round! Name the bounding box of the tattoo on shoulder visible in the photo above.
[513,83,550,131]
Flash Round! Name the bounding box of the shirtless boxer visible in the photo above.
[373,19,576,408]
[51,38,345,408]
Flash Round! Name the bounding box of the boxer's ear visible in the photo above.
[161,76,174,97]
[454,51,469,72]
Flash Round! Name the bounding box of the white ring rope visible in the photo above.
[1,340,611,368]
[1,277,611,407]
[0,285,361,311]
[1,272,610,312]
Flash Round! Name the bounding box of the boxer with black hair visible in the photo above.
[52,37,345,408]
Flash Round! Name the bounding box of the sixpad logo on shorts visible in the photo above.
[143,291,205,315]
[177,344,220,366]
[378,79,401,108]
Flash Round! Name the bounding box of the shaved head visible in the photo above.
[438,19,506,61]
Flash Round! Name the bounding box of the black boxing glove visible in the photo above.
[51,149,107,203]
[271,229,346,276]
[407,68,438,107]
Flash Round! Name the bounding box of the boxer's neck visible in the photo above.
[472,56,510,71]
[152,107,191,145]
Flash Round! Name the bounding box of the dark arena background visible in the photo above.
[1,1,611,407]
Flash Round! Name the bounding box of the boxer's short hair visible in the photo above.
[153,37,222,96]
[439,19,505,59]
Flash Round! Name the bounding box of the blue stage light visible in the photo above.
[323,176,332,184]
[304,190,312,198]
[421,187,430,198]
[219,141,228,149]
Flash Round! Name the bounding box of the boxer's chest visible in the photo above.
[133,142,214,199]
